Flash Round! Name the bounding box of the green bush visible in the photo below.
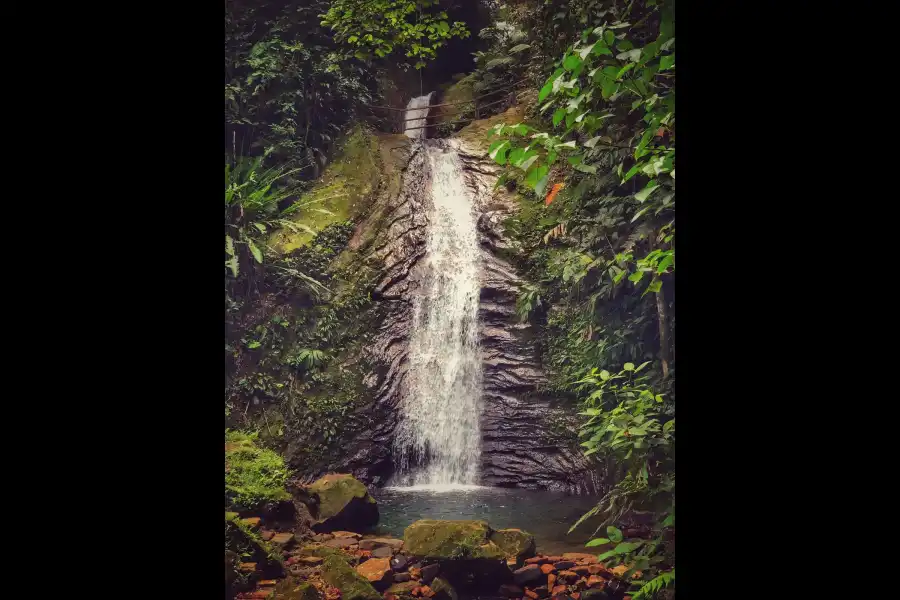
[225,430,291,510]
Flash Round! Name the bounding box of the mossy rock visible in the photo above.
[275,578,322,600]
[225,513,284,584]
[430,576,459,600]
[452,106,527,155]
[385,581,419,600]
[402,520,535,561]
[321,554,382,600]
[298,543,351,561]
[307,473,379,533]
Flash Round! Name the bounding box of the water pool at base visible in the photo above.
[371,486,600,555]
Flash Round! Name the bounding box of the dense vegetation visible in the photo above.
[225,1,674,597]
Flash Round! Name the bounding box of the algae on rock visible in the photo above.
[306,473,379,532]
[403,520,535,561]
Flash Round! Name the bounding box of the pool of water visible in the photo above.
[370,486,601,555]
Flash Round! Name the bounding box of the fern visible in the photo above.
[631,569,674,600]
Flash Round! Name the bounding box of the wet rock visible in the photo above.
[333,531,363,539]
[394,572,412,583]
[551,585,568,596]
[271,532,295,546]
[514,564,544,585]
[391,555,409,571]
[540,564,556,575]
[572,566,591,576]
[533,585,549,598]
[372,546,394,558]
[553,562,575,571]
[306,474,379,533]
[580,590,609,600]
[313,533,335,542]
[548,574,556,589]
[525,590,539,600]
[525,557,550,565]
[498,584,524,598]
[420,563,440,584]
[356,557,393,590]
[586,576,606,589]
[321,554,382,600]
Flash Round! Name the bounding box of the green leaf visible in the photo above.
[574,163,598,174]
[659,53,675,71]
[607,526,624,543]
[613,541,644,554]
[553,109,566,126]
[563,54,583,71]
[578,43,596,60]
[526,164,549,189]
[534,170,551,198]
[657,254,674,273]
[225,234,235,257]
[247,239,263,264]
[489,140,510,165]
[624,362,635,371]
[252,222,267,234]
[622,163,641,184]
[555,140,577,150]
[604,30,616,46]
[510,43,531,53]
[596,550,617,561]
[631,205,652,223]
[644,279,662,296]
[634,181,660,203]
[247,341,261,349]
[616,62,636,79]
[518,155,539,171]
[539,79,554,102]
[599,370,610,381]
[585,538,611,547]
[628,271,644,283]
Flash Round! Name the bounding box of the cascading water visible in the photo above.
[393,95,484,489]
[404,92,434,139]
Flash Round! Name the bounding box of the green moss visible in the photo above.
[403,520,535,561]
[385,581,419,600]
[225,512,283,573]
[453,106,527,154]
[269,125,381,254]
[275,579,322,600]
[430,577,459,600]
[321,554,381,600]
[225,430,291,510]
[298,543,349,560]
[307,473,374,520]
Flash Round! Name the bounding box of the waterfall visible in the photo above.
[404,93,434,139]
[392,120,484,488]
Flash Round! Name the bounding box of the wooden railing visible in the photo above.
[363,81,522,134]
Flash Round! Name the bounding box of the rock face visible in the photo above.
[306,474,379,532]
[283,118,598,493]
[403,520,535,561]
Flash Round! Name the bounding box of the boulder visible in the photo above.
[403,520,534,561]
[513,564,544,586]
[321,554,382,600]
[307,474,379,533]
[356,557,393,590]
[372,546,393,558]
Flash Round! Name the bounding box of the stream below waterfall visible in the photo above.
[372,486,599,555]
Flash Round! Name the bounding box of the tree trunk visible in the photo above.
[656,283,670,379]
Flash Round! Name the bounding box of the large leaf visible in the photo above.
[585,537,610,547]
[509,43,531,53]
[526,164,549,189]
[659,53,675,70]
[563,54,583,72]
[634,181,660,203]
[247,239,263,264]
[607,526,624,543]
[553,109,567,126]
[489,140,510,165]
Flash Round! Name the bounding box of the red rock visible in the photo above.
[545,556,563,563]
[258,580,277,587]
[587,565,604,575]
[609,565,628,578]
[238,562,257,573]
[525,589,538,599]
[332,531,362,539]
[547,574,556,589]
[551,585,567,596]
[357,557,393,587]
[419,586,435,598]
[241,517,262,527]
[540,564,555,575]
[561,553,597,565]
[572,566,591,576]
[526,556,550,565]
[325,537,358,549]
[260,530,275,541]
[571,594,580,600]
[587,576,605,589]
[271,532,294,545]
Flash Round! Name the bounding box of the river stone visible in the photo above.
[560,553,597,564]
[372,546,393,558]
[513,564,543,585]
[403,520,535,560]
[307,474,379,533]
[391,555,409,571]
[553,561,576,571]
[321,554,381,600]
[393,572,411,583]
[326,537,360,549]
[430,576,458,600]
[356,557,393,590]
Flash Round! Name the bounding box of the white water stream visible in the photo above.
[393,94,483,488]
